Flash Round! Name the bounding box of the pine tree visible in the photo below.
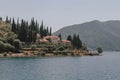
[40,21,44,38]
[46,27,49,35]
[16,18,20,34]
[72,34,77,48]
[29,18,36,42]
[49,27,52,36]
[76,35,82,49]
[8,17,52,43]
[58,33,62,40]
[5,16,10,23]
[12,18,17,33]
[67,35,72,41]
[68,34,83,49]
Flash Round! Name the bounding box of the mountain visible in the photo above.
[53,20,120,51]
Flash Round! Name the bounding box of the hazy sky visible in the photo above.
[0,0,120,32]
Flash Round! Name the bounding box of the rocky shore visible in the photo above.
[0,49,100,58]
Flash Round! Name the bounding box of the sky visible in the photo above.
[0,0,120,32]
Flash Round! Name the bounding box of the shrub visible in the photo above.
[96,47,103,53]
[57,46,65,51]
[0,41,5,53]
[13,39,22,53]
[40,51,46,56]
[4,43,15,52]
[24,52,28,55]
[30,45,37,51]
[3,53,7,57]
[0,17,2,20]
[0,37,5,42]
[0,41,15,53]
[6,32,17,44]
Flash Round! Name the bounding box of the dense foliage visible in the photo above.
[67,34,82,49]
[6,17,52,42]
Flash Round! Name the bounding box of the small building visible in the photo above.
[61,40,71,45]
[44,36,60,44]
[39,39,49,44]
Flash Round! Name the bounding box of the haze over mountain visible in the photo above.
[54,20,120,51]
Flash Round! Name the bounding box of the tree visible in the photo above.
[76,35,82,49]
[67,35,72,41]
[49,27,52,36]
[0,17,2,20]
[14,39,22,53]
[58,33,62,40]
[46,27,49,35]
[0,41,5,53]
[68,34,82,49]
[20,20,28,42]
[11,18,17,33]
[16,18,20,34]
[40,21,44,38]
[4,17,52,43]
[72,34,77,48]
[5,16,10,23]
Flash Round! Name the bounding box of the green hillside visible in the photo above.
[54,20,120,51]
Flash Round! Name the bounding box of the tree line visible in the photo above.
[5,16,52,42]
[67,34,82,49]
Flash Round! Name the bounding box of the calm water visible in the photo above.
[0,52,120,80]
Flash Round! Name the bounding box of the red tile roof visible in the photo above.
[44,36,60,39]
[62,40,71,43]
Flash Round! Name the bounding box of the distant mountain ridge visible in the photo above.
[53,20,120,51]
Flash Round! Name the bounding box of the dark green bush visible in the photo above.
[14,39,22,53]
[0,41,5,53]
[0,17,2,20]
[40,51,46,56]
[31,45,37,51]
[4,43,15,52]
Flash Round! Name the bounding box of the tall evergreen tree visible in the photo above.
[16,18,20,34]
[12,18,17,34]
[72,34,77,48]
[76,35,82,49]
[49,27,52,36]
[8,17,52,43]
[58,33,62,40]
[40,21,44,38]
[29,18,36,42]
[5,16,10,23]
[68,34,83,49]
[67,35,72,41]
[46,26,49,35]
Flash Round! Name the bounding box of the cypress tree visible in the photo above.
[49,27,52,36]
[16,18,20,34]
[12,18,17,33]
[46,26,49,35]
[76,35,82,49]
[67,35,72,41]
[5,16,10,23]
[72,34,77,48]
[58,33,62,40]
[40,21,44,38]
[29,18,36,42]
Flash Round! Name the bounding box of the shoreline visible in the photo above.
[0,51,100,58]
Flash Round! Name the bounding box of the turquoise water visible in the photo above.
[0,52,120,80]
